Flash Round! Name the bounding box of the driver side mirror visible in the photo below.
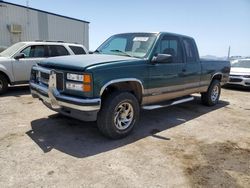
[14,53,25,60]
[152,54,173,64]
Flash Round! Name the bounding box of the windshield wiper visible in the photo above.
[110,49,132,57]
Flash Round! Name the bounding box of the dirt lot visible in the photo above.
[0,86,249,188]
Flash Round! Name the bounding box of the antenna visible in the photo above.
[227,46,231,60]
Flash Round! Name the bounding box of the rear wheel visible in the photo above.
[97,91,140,139]
[0,74,8,95]
[201,80,221,106]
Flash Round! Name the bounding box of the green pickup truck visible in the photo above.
[30,32,230,139]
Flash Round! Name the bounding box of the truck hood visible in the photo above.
[39,54,139,71]
[230,67,250,75]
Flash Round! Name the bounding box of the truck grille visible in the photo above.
[35,70,64,91]
[229,78,242,83]
[40,72,49,85]
[229,74,241,77]
[56,72,64,91]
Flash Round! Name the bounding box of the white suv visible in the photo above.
[0,41,88,94]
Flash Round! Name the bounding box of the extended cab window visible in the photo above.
[21,45,46,58]
[48,45,69,57]
[183,38,198,63]
[155,36,183,63]
[69,46,86,55]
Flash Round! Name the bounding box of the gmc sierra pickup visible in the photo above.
[30,32,230,139]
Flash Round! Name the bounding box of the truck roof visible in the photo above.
[159,32,194,39]
[114,32,194,40]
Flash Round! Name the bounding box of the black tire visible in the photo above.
[97,91,140,139]
[201,79,221,106]
[0,74,8,95]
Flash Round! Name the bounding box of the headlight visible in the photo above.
[67,73,84,82]
[66,73,92,92]
[66,82,83,91]
[67,73,92,83]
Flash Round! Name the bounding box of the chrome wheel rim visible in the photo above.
[114,102,134,130]
[211,85,219,102]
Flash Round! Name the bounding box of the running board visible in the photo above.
[142,96,194,110]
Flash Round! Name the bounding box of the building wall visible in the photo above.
[0,2,89,50]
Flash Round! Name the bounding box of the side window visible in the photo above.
[48,45,69,57]
[21,46,31,57]
[69,46,86,55]
[155,36,183,63]
[183,38,197,63]
[20,45,45,58]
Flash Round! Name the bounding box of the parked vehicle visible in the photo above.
[227,59,250,87]
[0,41,88,94]
[30,32,230,139]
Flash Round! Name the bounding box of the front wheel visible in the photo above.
[201,80,221,106]
[97,91,140,139]
[0,74,8,95]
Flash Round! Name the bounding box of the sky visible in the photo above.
[5,0,250,57]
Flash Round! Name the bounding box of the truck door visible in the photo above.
[147,35,185,103]
[13,45,46,82]
[181,38,202,89]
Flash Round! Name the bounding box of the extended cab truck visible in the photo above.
[30,32,230,139]
[0,41,88,94]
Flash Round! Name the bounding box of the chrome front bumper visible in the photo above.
[30,66,101,121]
[30,83,101,111]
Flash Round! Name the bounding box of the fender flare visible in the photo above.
[211,72,223,81]
[100,78,145,96]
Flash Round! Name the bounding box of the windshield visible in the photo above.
[96,33,158,58]
[0,42,26,57]
[231,60,250,68]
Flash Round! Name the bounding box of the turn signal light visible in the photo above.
[83,84,91,92]
[84,74,91,83]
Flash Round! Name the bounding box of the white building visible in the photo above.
[0,1,89,51]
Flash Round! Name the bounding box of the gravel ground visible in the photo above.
[0,85,249,188]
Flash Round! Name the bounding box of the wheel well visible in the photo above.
[212,74,222,81]
[101,81,143,104]
[0,71,11,84]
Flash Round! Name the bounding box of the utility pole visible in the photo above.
[227,46,231,60]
